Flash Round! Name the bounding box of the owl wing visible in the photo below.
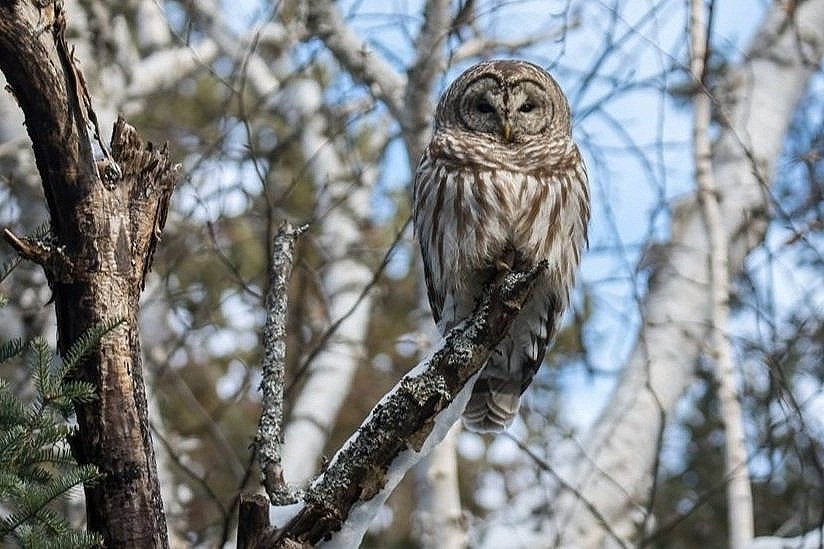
[420,252,444,325]
[463,157,589,431]
[412,147,447,325]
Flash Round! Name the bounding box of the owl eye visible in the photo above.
[519,102,535,113]
[475,100,495,114]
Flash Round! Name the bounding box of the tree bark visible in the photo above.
[0,2,176,546]
[256,222,306,505]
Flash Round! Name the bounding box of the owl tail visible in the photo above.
[462,375,522,432]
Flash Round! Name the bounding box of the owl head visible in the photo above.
[433,60,572,146]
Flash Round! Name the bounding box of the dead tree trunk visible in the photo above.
[0,2,176,546]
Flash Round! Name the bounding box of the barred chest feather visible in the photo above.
[415,159,587,307]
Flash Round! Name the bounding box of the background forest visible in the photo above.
[1,0,823,547]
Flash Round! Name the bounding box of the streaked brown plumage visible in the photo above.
[413,60,590,432]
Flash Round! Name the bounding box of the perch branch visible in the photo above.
[257,261,547,547]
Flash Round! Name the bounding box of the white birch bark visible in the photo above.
[414,422,468,549]
[480,1,824,547]
[280,0,453,490]
[401,3,470,545]
[689,1,753,547]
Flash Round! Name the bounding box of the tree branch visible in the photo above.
[302,0,406,122]
[241,261,546,548]
[255,221,308,505]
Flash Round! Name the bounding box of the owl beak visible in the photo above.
[501,120,513,142]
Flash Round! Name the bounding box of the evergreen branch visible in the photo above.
[22,446,77,470]
[59,318,124,372]
[0,470,24,498]
[0,425,29,465]
[50,380,97,415]
[18,527,103,549]
[0,255,21,284]
[0,337,26,364]
[26,424,75,457]
[0,383,26,425]
[27,338,53,399]
[1,464,100,536]
[0,247,106,547]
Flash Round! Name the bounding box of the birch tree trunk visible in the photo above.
[689,1,753,547]
[414,422,469,549]
[477,2,824,546]
[282,0,452,487]
[0,3,177,545]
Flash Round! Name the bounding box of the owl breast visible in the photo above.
[435,166,549,273]
[413,147,587,325]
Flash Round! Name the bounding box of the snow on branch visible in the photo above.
[239,261,547,548]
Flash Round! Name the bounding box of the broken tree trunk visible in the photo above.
[0,2,177,546]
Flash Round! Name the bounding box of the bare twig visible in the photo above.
[256,221,308,505]
[2,228,51,265]
[507,433,631,549]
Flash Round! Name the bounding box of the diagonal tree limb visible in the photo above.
[240,261,547,548]
[304,0,406,116]
[302,0,406,123]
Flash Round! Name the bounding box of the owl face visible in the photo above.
[457,76,551,143]
[435,60,571,147]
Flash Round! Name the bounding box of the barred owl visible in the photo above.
[413,60,590,432]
